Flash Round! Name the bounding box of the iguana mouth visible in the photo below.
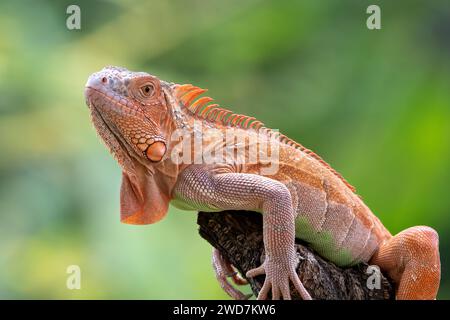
[85,86,138,116]
[89,101,136,167]
[86,87,167,164]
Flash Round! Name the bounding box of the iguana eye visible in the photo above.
[140,84,154,97]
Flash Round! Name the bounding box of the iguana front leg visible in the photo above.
[173,165,312,300]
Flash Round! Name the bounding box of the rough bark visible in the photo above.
[198,210,395,300]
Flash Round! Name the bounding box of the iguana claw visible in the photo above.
[212,248,250,300]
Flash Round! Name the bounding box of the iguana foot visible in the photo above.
[212,248,250,300]
[246,257,312,300]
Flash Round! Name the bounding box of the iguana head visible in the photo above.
[85,66,173,165]
[85,66,178,225]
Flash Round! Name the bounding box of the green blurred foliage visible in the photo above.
[0,0,449,299]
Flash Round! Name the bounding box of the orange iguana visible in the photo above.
[85,66,441,300]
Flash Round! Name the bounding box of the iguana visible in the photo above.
[84,66,441,300]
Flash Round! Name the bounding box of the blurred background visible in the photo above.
[0,0,449,299]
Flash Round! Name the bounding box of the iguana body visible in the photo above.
[85,66,441,300]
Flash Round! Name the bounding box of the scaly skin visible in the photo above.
[85,66,441,300]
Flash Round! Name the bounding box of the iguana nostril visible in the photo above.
[102,77,107,84]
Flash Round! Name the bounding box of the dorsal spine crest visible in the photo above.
[173,84,356,193]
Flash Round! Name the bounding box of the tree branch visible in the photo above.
[198,210,395,300]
